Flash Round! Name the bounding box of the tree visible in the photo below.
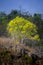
[7,16,39,43]
[33,13,43,39]
[8,10,18,20]
[0,12,8,36]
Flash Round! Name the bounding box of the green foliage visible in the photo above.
[33,13,43,39]
[7,16,39,42]
[0,12,8,36]
[8,10,19,20]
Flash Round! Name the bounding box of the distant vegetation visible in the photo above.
[0,10,43,40]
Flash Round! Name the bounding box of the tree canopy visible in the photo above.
[7,16,39,42]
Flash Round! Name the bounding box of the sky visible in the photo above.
[0,0,43,14]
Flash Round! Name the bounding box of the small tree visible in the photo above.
[7,16,39,43]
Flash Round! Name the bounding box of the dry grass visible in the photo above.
[0,37,37,54]
[0,37,43,65]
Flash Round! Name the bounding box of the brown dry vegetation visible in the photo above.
[0,37,43,65]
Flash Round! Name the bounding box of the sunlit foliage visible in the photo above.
[7,16,39,42]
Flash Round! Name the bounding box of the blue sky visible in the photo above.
[0,0,43,14]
